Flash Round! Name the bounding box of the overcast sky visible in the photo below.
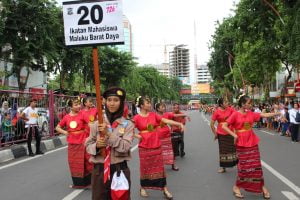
[122,0,238,64]
[58,0,239,83]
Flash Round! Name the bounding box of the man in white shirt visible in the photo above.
[21,99,44,156]
[288,102,299,142]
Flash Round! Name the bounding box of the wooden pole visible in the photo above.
[92,47,105,157]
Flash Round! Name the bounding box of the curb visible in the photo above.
[0,136,67,164]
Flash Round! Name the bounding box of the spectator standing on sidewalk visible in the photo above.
[21,99,44,156]
[254,105,262,128]
[288,102,299,142]
[1,113,13,142]
[281,107,290,136]
[1,101,11,116]
[15,108,26,140]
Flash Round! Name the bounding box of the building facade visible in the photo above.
[115,15,133,54]
[196,65,211,83]
[0,60,47,91]
[154,63,170,77]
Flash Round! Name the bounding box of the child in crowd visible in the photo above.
[1,113,13,142]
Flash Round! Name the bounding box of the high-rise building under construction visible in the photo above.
[169,45,190,83]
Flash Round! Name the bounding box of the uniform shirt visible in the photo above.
[226,111,260,147]
[211,107,235,135]
[86,117,134,164]
[58,113,88,144]
[22,107,38,128]
[133,112,162,149]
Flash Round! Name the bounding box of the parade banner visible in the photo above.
[191,83,211,94]
[62,0,124,47]
[62,0,125,157]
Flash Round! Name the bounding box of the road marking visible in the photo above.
[282,191,299,200]
[62,189,84,200]
[262,160,300,195]
[61,144,139,200]
[259,130,275,136]
[201,114,211,126]
[131,144,138,152]
[0,146,68,171]
[201,114,209,122]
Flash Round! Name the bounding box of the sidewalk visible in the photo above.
[0,136,67,164]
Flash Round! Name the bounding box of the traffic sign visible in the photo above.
[62,0,124,47]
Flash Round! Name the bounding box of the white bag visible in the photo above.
[111,170,129,200]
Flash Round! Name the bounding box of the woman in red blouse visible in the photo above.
[210,98,237,173]
[222,95,280,199]
[81,97,98,123]
[80,97,98,136]
[56,99,93,189]
[133,96,184,200]
[155,103,189,171]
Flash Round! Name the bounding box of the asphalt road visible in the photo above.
[0,111,299,200]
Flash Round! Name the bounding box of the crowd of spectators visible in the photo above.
[0,101,27,146]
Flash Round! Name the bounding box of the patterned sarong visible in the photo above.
[68,143,93,188]
[236,145,264,193]
[161,137,174,165]
[139,147,166,190]
[218,134,238,168]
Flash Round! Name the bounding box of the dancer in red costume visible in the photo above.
[155,102,189,171]
[133,96,184,200]
[223,95,280,199]
[210,98,237,173]
[56,99,93,189]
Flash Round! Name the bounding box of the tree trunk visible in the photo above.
[60,71,65,91]
[17,67,30,91]
[264,82,270,101]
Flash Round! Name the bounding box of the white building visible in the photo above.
[0,60,47,91]
[154,63,170,77]
[196,65,211,83]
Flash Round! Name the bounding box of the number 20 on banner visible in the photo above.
[62,0,124,47]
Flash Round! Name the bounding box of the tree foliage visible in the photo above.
[120,66,182,101]
[0,1,136,92]
[208,0,300,99]
[0,0,61,90]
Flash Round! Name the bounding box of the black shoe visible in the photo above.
[171,165,179,171]
[36,151,44,155]
[29,152,35,157]
[180,152,185,157]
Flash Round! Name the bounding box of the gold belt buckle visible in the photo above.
[243,122,251,130]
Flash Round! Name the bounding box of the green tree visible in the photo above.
[98,47,136,88]
[120,66,182,101]
[288,2,300,67]
[48,46,136,92]
[0,0,61,90]
[233,0,281,98]
[207,17,239,98]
